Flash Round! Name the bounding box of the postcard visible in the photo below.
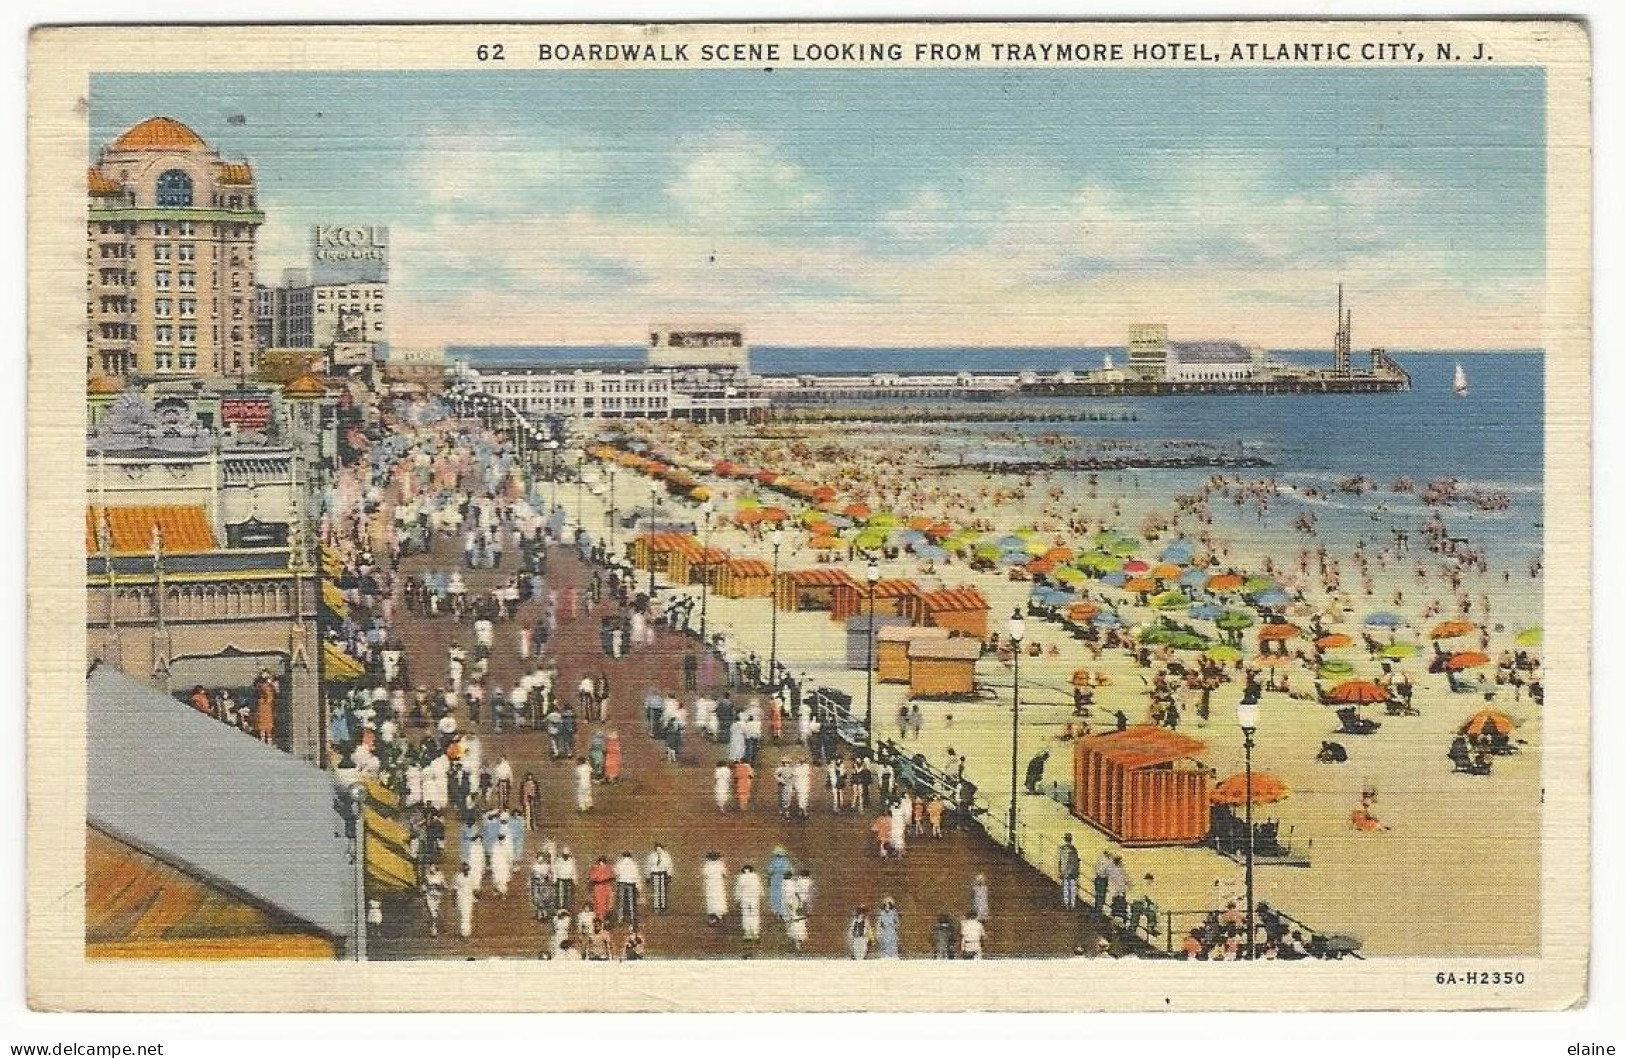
[26,20,1591,1011]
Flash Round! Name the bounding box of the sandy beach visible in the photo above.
[566,416,1545,956]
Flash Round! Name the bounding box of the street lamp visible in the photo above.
[1237,697,1260,959]
[864,558,880,752]
[647,483,660,597]
[607,466,619,554]
[699,500,714,644]
[1006,607,1025,853]
[546,439,560,516]
[575,454,586,532]
[332,768,367,962]
[768,527,785,693]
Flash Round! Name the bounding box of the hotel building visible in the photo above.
[88,117,264,380]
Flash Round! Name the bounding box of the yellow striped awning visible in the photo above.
[365,833,417,892]
[321,547,344,579]
[323,641,365,682]
[321,580,349,616]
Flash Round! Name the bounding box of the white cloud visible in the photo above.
[663,132,826,231]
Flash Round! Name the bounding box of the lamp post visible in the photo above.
[1006,608,1025,853]
[864,559,880,752]
[546,440,560,516]
[768,527,785,694]
[333,769,367,962]
[607,466,618,555]
[575,454,586,533]
[1238,698,1259,959]
[699,500,714,644]
[647,484,660,597]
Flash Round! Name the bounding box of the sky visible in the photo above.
[91,68,1546,350]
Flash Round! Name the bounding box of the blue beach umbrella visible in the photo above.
[1159,540,1196,564]
[1252,589,1294,607]
[1179,568,1210,590]
[1092,612,1124,627]
[1102,571,1128,588]
[1363,612,1406,628]
[914,544,947,561]
[1190,603,1225,621]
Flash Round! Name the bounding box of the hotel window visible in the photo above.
[155,350,173,371]
[179,326,196,346]
[155,170,193,208]
[178,244,196,262]
[153,244,170,263]
[154,270,171,289]
[177,221,195,237]
[153,222,171,237]
[153,299,172,318]
[178,271,195,290]
[178,350,197,371]
[179,299,196,319]
[155,325,173,345]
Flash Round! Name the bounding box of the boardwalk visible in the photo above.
[366,499,1132,960]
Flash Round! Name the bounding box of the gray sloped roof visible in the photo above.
[86,667,355,944]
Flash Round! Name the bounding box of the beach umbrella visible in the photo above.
[1166,631,1214,651]
[907,516,934,532]
[843,502,871,521]
[1078,551,1124,573]
[1206,644,1243,663]
[1216,610,1256,632]
[1150,563,1183,580]
[1092,612,1124,627]
[809,535,843,551]
[1258,623,1300,641]
[1124,559,1151,575]
[1460,708,1517,739]
[1380,643,1420,660]
[798,508,827,527]
[1318,659,1356,679]
[1101,571,1128,588]
[1159,539,1197,564]
[998,551,1029,567]
[1067,601,1101,622]
[1252,589,1294,607]
[1150,590,1191,609]
[997,534,1027,551]
[1052,567,1086,585]
[1211,772,1291,807]
[1124,576,1157,593]
[1243,576,1275,594]
[1179,568,1210,590]
[760,507,789,523]
[927,522,955,540]
[892,528,928,546]
[1044,546,1076,562]
[734,509,764,526]
[736,495,761,509]
[1206,573,1244,592]
[1364,612,1406,628]
[1445,651,1492,671]
[914,544,947,561]
[1190,603,1224,621]
[1430,620,1477,640]
[854,528,889,551]
[1315,633,1353,649]
[1327,679,1388,703]
[868,512,901,528]
[1515,627,1542,647]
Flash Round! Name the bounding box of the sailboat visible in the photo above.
[1453,362,1468,397]
[1103,351,1115,370]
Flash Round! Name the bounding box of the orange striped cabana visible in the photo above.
[773,567,859,613]
[1072,727,1212,847]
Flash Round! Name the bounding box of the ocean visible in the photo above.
[451,345,1545,564]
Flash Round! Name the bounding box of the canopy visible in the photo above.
[1328,680,1387,703]
[1124,559,1150,575]
[1515,627,1542,647]
[1446,651,1492,671]
[1460,708,1517,738]
[1252,589,1294,607]
[1317,660,1356,679]
[1206,644,1243,662]
[1364,612,1406,628]
[1159,539,1197,564]
[1210,771,1291,806]
[1258,623,1300,641]
[1149,590,1191,609]
[1216,610,1256,631]
[1315,633,1353,649]
[1380,642,1420,660]
[1150,563,1183,580]
[1189,603,1224,621]
[1206,573,1244,592]
[1430,620,1477,640]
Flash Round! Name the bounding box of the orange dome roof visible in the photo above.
[283,373,328,396]
[87,374,124,395]
[110,117,207,153]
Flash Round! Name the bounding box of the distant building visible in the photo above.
[1126,323,1169,380]
[456,360,765,423]
[1163,340,1264,383]
[648,325,750,373]
[381,347,448,390]
[87,116,264,379]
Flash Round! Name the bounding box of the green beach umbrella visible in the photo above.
[1206,644,1244,663]
[974,542,1003,561]
[1150,590,1191,609]
[1216,610,1256,632]
[1318,660,1356,679]
[1078,551,1124,573]
[854,528,888,551]
[1166,631,1213,651]
[868,512,901,528]
[1380,642,1420,660]
[1242,576,1276,594]
[1052,567,1086,585]
[1515,627,1542,647]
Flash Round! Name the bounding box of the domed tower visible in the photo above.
[87,116,264,380]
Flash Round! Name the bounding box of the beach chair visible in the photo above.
[1335,707,1381,735]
